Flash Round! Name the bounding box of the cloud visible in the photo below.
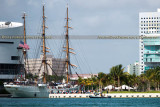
[146,0,160,7]
[71,0,139,9]
[27,0,39,7]
[5,0,17,6]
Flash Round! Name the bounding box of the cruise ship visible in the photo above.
[0,21,24,80]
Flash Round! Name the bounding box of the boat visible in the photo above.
[4,4,80,98]
[89,93,111,98]
[4,5,50,98]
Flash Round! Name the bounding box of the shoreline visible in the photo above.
[49,93,160,98]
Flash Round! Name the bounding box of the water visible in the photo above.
[0,98,160,107]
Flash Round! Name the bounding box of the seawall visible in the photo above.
[49,93,160,98]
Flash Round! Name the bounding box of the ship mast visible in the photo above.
[64,5,77,84]
[42,5,47,83]
[22,13,26,80]
[65,5,70,84]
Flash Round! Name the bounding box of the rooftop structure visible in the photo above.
[0,22,23,29]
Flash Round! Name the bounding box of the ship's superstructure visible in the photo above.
[0,22,24,80]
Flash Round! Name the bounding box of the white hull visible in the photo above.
[4,84,50,98]
[4,84,80,98]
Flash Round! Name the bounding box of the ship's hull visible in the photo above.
[4,84,80,98]
[4,84,49,98]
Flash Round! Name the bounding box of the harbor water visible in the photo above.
[0,98,160,107]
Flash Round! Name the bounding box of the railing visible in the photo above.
[144,58,160,62]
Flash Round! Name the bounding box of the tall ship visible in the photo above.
[4,5,80,98]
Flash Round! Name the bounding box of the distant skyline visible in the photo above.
[0,0,160,74]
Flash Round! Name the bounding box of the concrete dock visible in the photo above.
[49,93,160,98]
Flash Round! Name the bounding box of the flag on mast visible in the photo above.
[19,41,24,48]
[24,43,30,50]
[19,41,30,50]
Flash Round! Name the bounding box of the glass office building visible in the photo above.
[139,9,160,74]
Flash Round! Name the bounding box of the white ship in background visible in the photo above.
[4,5,80,98]
[0,21,24,80]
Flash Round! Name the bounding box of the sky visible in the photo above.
[1,0,160,74]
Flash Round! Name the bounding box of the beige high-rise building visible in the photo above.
[26,55,66,77]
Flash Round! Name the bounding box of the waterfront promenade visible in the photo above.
[49,93,160,98]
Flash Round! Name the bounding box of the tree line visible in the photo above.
[78,64,160,92]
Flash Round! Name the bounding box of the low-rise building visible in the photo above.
[70,74,98,80]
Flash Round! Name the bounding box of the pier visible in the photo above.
[49,93,160,98]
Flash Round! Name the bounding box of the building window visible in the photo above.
[11,56,20,60]
[0,64,23,75]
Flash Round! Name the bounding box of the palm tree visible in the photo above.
[138,74,147,92]
[116,64,125,91]
[110,66,116,89]
[97,72,106,92]
[155,70,160,91]
[145,69,154,91]
[152,67,160,91]
[110,64,124,91]
[121,72,133,91]
[91,76,98,92]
